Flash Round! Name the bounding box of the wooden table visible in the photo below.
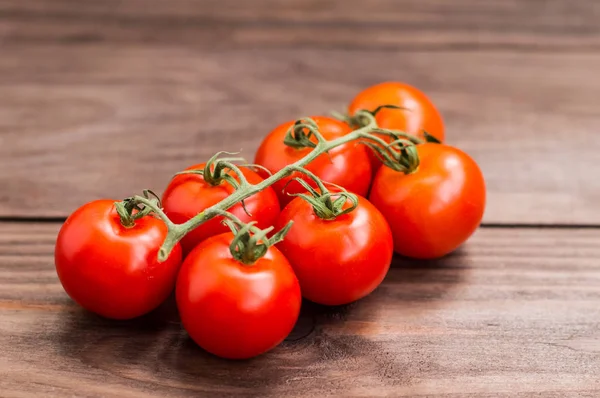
[1,1,599,396]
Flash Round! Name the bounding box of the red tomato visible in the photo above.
[55,199,182,320]
[162,163,280,255]
[369,143,486,259]
[176,232,301,359]
[349,82,445,169]
[274,195,393,306]
[254,116,372,207]
[349,82,444,141]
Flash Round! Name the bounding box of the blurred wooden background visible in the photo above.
[1,0,600,223]
[1,1,599,397]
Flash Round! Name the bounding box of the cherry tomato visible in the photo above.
[55,199,182,320]
[349,82,444,141]
[254,116,372,207]
[274,195,393,306]
[349,82,445,169]
[369,143,485,259]
[162,163,280,255]
[176,232,301,359]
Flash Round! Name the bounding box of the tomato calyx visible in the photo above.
[423,131,442,144]
[364,138,421,174]
[282,118,324,149]
[222,214,293,265]
[290,178,358,220]
[114,189,162,228]
[173,152,259,217]
[175,151,248,188]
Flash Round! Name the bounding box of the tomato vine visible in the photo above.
[117,110,423,262]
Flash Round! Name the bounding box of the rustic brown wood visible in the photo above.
[1,0,600,224]
[1,0,599,50]
[1,1,599,396]
[1,222,599,396]
[1,44,599,224]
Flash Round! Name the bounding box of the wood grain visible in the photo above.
[1,222,599,396]
[1,45,599,224]
[2,2,599,397]
[1,0,599,224]
[1,0,599,50]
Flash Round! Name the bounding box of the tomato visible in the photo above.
[176,232,301,359]
[162,163,280,255]
[254,116,372,207]
[274,195,393,306]
[54,199,182,320]
[349,82,444,141]
[349,82,445,169]
[369,143,485,259]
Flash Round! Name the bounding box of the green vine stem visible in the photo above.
[119,111,421,262]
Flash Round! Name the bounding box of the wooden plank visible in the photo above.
[1,45,599,224]
[0,0,599,50]
[1,222,599,396]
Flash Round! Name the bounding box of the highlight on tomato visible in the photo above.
[162,155,280,255]
[369,143,486,259]
[254,116,372,207]
[176,220,301,360]
[274,181,393,306]
[54,199,182,320]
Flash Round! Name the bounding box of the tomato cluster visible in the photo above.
[54,81,485,360]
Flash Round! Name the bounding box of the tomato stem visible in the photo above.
[114,201,135,228]
[217,210,293,265]
[119,111,421,262]
[175,151,250,188]
[282,118,327,149]
[290,178,359,220]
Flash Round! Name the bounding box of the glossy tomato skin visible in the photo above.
[274,196,393,306]
[176,232,301,359]
[369,143,486,259]
[55,200,182,320]
[254,116,372,207]
[162,164,280,255]
[349,82,445,142]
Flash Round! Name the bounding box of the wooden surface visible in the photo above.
[1,0,600,396]
[1,0,600,224]
[2,224,600,397]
